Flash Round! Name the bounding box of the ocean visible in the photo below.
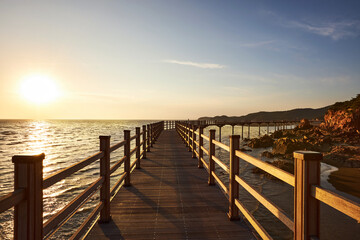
[0,120,359,239]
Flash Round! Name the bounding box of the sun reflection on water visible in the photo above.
[25,121,55,175]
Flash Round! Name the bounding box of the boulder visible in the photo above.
[248,135,274,148]
[323,109,360,132]
[272,137,313,156]
[294,118,312,130]
[261,151,274,158]
[272,130,284,138]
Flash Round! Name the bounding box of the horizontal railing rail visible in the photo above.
[0,121,165,240]
[175,121,360,240]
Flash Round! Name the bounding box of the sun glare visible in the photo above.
[20,74,61,104]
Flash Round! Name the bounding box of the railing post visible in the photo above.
[147,124,150,152]
[150,124,153,148]
[99,136,111,223]
[135,127,141,169]
[13,153,45,240]
[124,130,131,187]
[208,129,216,185]
[228,135,240,220]
[294,151,321,240]
[142,125,147,158]
[192,124,196,158]
[188,123,192,152]
[198,125,203,168]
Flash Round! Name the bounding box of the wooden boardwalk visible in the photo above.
[87,129,255,240]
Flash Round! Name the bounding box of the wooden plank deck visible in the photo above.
[87,129,255,240]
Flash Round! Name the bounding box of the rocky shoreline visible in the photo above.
[245,117,360,178]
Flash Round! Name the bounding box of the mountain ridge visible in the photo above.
[198,106,330,122]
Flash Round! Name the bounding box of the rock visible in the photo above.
[272,137,313,156]
[323,95,360,132]
[261,151,274,158]
[248,135,274,148]
[323,109,360,132]
[323,145,360,168]
[294,118,312,130]
[272,130,284,138]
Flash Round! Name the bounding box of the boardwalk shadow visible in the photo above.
[98,219,124,239]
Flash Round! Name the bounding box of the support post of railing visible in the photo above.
[142,125,147,158]
[124,130,131,187]
[188,123,192,152]
[218,126,222,142]
[135,127,141,169]
[208,129,216,185]
[294,151,321,240]
[228,135,240,220]
[150,124,153,147]
[13,153,45,240]
[99,136,111,223]
[198,125,203,168]
[147,124,150,152]
[192,124,196,158]
[241,125,244,139]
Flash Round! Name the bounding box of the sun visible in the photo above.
[20,74,61,104]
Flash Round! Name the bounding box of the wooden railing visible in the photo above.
[175,121,360,240]
[0,121,164,240]
[164,120,176,130]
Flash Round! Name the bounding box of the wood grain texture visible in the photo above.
[87,130,255,240]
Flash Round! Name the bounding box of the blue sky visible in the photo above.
[0,0,359,119]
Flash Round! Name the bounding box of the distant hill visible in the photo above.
[198,106,330,122]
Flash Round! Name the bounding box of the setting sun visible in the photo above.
[19,74,61,104]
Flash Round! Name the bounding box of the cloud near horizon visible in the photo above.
[163,59,225,69]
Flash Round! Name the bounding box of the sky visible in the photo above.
[0,0,359,119]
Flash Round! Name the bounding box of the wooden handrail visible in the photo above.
[175,121,360,240]
[0,189,25,214]
[213,139,230,151]
[69,202,103,240]
[212,172,228,196]
[43,151,104,189]
[110,140,125,152]
[212,155,229,173]
[311,185,360,222]
[200,157,209,170]
[130,146,137,156]
[235,175,294,231]
[201,134,209,141]
[234,198,273,240]
[235,150,295,186]
[129,134,137,141]
[110,156,126,174]
[111,173,127,197]
[43,177,104,236]
[201,146,209,156]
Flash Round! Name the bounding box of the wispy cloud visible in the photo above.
[163,59,225,69]
[238,40,275,48]
[260,10,360,40]
[289,20,360,40]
